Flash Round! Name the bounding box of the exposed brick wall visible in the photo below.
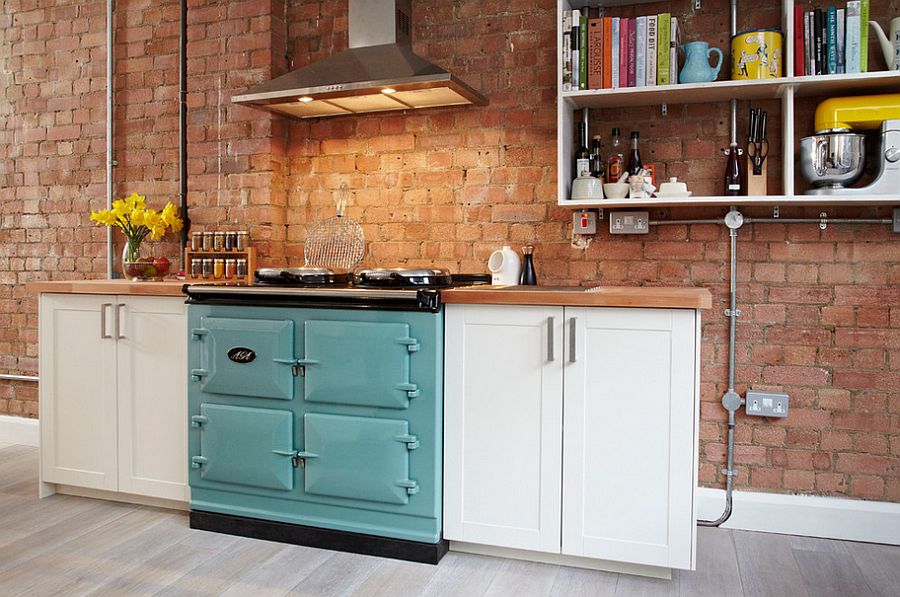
[1,0,897,502]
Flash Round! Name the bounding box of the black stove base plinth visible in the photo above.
[189,510,450,565]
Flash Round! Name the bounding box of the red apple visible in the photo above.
[153,257,171,276]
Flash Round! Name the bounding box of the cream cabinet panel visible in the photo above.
[116,296,188,501]
[562,307,697,569]
[444,304,564,553]
[40,294,118,491]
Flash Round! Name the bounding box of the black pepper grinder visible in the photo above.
[520,244,537,285]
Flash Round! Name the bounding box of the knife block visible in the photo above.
[746,159,767,196]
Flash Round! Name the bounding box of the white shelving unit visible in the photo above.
[556,0,900,208]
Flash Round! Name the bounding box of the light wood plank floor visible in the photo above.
[1,444,897,597]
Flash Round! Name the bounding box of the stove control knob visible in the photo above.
[885,147,900,163]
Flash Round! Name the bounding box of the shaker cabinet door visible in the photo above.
[562,307,697,570]
[39,294,119,491]
[443,304,564,554]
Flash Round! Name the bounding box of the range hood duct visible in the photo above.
[232,0,487,119]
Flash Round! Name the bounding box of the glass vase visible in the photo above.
[122,238,151,280]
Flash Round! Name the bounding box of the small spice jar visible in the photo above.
[202,232,213,251]
[213,232,225,252]
[225,232,236,251]
[236,231,249,251]
[190,258,202,279]
[201,258,213,279]
[236,258,247,279]
[191,232,202,252]
[225,259,237,279]
[213,258,225,279]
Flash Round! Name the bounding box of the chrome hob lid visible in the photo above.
[353,267,453,288]
[254,267,350,286]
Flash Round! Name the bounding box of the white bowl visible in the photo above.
[603,182,629,199]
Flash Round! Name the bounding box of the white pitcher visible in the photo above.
[869,18,900,71]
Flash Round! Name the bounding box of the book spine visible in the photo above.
[657,13,671,85]
[836,8,845,74]
[827,7,838,74]
[579,13,588,89]
[627,18,637,87]
[859,0,869,72]
[635,16,647,87]
[571,10,580,89]
[602,17,613,89]
[588,18,603,89]
[562,11,572,91]
[611,18,620,89]
[646,15,657,87]
[620,18,629,87]
[794,5,805,77]
[846,1,861,74]
[805,12,813,76]
[670,17,679,83]
[814,9,824,76]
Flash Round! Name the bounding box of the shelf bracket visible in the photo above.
[819,212,828,230]
[598,6,604,18]
[661,103,668,116]
[773,205,780,218]
[695,0,702,10]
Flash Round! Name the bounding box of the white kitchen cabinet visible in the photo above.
[444,304,699,572]
[444,305,564,553]
[40,293,188,504]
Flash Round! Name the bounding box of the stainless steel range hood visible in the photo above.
[232,0,487,119]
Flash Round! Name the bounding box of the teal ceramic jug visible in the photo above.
[679,41,723,83]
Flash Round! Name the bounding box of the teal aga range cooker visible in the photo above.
[185,284,448,563]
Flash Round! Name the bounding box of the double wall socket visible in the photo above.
[610,211,649,234]
[745,390,789,418]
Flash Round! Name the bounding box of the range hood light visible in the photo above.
[381,88,396,94]
[298,96,314,102]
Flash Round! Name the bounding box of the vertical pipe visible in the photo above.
[178,0,191,271]
[106,0,115,278]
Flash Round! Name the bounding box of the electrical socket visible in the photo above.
[745,390,789,418]
[609,211,650,234]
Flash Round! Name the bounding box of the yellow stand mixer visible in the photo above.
[800,93,900,196]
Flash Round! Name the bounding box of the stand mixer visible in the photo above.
[800,93,900,196]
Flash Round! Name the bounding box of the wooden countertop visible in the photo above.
[441,285,712,309]
[26,279,191,297]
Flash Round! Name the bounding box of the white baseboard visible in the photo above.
[697,487,900,546]
[0,415,39,447]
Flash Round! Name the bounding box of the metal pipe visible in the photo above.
[106,0,115,279]
[178,0,191,270]
[746,217,891,225]
[0,374,39,383]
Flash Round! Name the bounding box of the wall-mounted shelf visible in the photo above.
[556,0,900,207]
[561,195,900,209]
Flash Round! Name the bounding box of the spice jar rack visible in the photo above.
[185,247,256,285]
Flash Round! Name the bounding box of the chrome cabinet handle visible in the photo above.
[100,303,112,339]
[569,317,577,363]
[116,304,125,339]
[547,316,555,362]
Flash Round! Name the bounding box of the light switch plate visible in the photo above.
[745,390,789,418]
[573,210,598,234]
[609,211,650,234]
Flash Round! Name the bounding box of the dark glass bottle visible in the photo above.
[589,135,603,178]
[607,127,624,182]
[520,244,537,285]
[627,131,643,176]
[574,122,590,178]
[724,143,742,196]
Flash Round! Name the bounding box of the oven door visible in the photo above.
[191,403,295,491]
[192,316,296,400]
[300,413,419,505]
[303,320,419,409]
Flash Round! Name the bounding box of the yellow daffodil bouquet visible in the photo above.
[91,193,183,278]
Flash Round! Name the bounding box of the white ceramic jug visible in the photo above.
[869,18,900,71]
[488,245,521,286]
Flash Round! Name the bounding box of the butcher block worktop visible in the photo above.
[27,279,190,297]
[441,285,712,309]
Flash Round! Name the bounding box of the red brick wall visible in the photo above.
[1,0,898,502]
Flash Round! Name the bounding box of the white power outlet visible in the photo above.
[745,390,789,418]
[609,211,650,234]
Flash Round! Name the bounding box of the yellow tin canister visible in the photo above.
[732,29,783,79]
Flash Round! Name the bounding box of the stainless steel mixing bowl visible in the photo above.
[799,133,866,188]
